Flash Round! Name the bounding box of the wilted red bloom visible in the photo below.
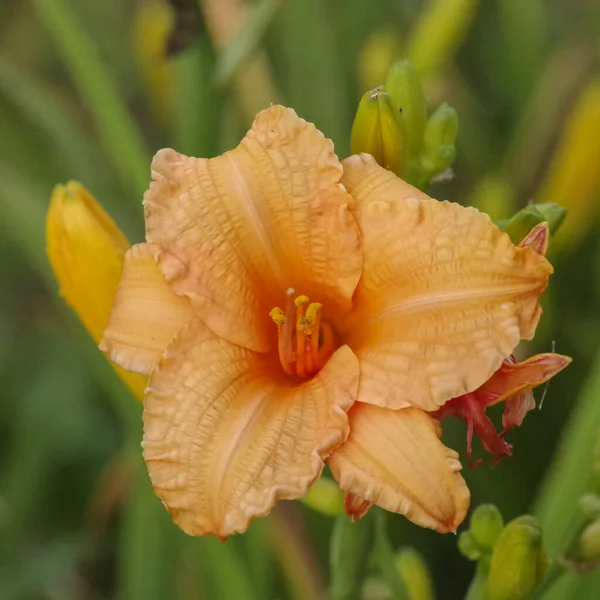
[432,352,571,466]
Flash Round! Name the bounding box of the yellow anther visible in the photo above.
[305,302,322,324]
[269,307,286,327]
[299,302,322,334]
[294,295,309,307]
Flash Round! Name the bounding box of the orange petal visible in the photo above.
[143,105,363,352]
[100,243,194,374]
[339,154,553,411]
[484,353,572,407]
[328,403,470,533]
[142,317,359,537]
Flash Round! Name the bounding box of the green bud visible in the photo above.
[578,519,600,563]
[424,102,459,154]
[395,547,435,600]
[497,202,567,244]
[458,530,482,561]
[497,205,548,244]
[470,504,505,551]
[385,60,427,156]
[351,87,406,175]
[301,477,344,517]
[486,516,548,600]
[531,203,567,235]
[579,493,600,521]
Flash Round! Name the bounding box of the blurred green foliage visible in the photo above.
[1,0,600,598]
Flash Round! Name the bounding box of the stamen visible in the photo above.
[275,289,296,375]
[269,292,332,377]
[295,296,309,378]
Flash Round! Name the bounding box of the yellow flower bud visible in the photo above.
[46,182,146,400]
[486,516,548,600]
[536,79,600,251]
[395,548,435,600]
[408,0,478,77]
[385,60,427,157]
[351,87,406,175]
[578,518,600,563]
[132,0,175,126]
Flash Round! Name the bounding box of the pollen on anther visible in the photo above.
[294,295,309,307]
[269,307,286,327]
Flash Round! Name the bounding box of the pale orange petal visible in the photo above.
[143,105,362,352]
[100,243,194,374]
[328,403,470,533]
[339,155,553,411]
[342,153,430,208]
[142,317,359,537]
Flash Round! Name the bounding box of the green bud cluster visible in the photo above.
[497,202,567,244]
[350,59,459,189]
[458,505,549,600]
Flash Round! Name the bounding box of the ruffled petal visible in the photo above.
[339,155,553,411]
[328,403,470,533]
[100,243,194,374]
[143,105,363,352]
[142,317,359,537]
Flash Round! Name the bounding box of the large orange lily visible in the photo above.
[100,105,554,537]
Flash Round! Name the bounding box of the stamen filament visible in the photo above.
[278,289,296,375]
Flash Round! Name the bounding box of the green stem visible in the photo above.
[32,0,151,199]
[464,559,490,600]
[329,513,373,600]
[373,510,410,600]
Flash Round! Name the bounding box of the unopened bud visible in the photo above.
[579,494,600,521]
[486,516,548,600]
[424,103,459,152]
[497,205,550,245]
[385,60,427,156]
[470,504,504,551]
[301,477,344,517]
[351,87,406,175]
[458,530,482,561]
[534,203,567,235]
[396,548,435,600]
[578,519,600,563]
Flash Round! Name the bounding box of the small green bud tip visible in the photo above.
[351,86,406,176]
[578,519,600,563]
[470,504,504,551]
[395,548,435,600]
[458,530,482,561]
[485,516,547,600]
[534,203,567,236]
[424,102,459,152]
[385,59,427,156]
[579,494,600,521]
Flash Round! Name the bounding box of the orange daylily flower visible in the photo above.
[100,105,554,537]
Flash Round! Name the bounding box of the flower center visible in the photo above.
[269,289,335,377]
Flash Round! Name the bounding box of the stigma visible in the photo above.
[269,289,335,377]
